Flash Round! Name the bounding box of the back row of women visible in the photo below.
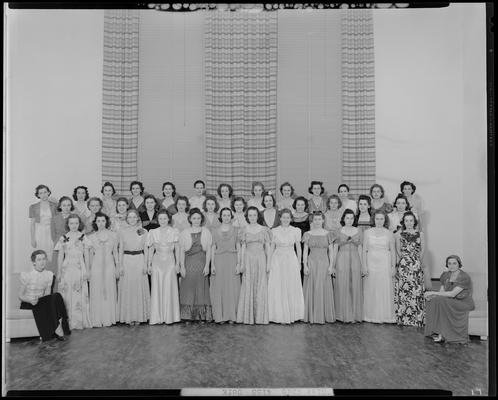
[27,178,433,330]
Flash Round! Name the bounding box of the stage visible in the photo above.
[4,321,488,395]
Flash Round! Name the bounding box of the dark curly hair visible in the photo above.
[92,212,111,231]
[187,207,205,226]
[72,186,89,201]
[340,209,357,227]
[400,211,418,230]
[203,195,220,213]
[57,196,75,212]
[218,207,234,223]
[35,184,51,199]
[308,181,325,195]
[292,196,309,212]
[370,210,390,229]
[400,181,417,194]
[175,196,190,212]
[231,196,247,212]
[129,180,145,195]
[162,182,177,198]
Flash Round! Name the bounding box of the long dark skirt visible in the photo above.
[20,293,70,341]
[424,296,474,343]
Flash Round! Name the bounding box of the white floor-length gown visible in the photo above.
[363,228,395,323]
[268,226,305,323]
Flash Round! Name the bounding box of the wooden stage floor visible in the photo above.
[4,321,488,396]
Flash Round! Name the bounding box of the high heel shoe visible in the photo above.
[433,334,445,343]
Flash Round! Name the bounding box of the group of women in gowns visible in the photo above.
[27,179,475,344]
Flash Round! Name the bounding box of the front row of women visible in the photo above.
[37,205,475,344]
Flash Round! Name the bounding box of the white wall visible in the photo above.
[5,9,104,309]
[373,4,487,302]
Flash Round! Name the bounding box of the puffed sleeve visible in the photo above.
[455,272,471,290]
[294,227,302,243]
[302,231,310,245]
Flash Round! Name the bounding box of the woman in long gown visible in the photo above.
[87,212,119,327]
[210,208,242,323]
[55,213,92,330]
[51,196,74,290]
[179,208,213,322]
[30,184,58,268]
[333,209,363,323]
[146,209,181,325]
[424,255,475,344]
[394,211,427,327]
[217,183,233,212]
[369,184,393,214]
[117,210,150,325]
[160,181,178,215]
[203,195,221,232]
[111,197,130,233]
[172,196,191,233]
[236,206,270,325]
[362,210,396,323]
[232,196,248,229]
[268,209,304,324]
[355,195,372,235]
[302,212,336,324]
[247,181,265,212]
[73,185,91,219]
[291,196,310,283]
[101,182,117,218]
[324,195,343,235]
[277,182,295,212]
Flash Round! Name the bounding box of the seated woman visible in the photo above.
[424,255,475,344]
[19,250,71,342]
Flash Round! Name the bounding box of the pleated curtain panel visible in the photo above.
[204,11,278,197]
[341,9,376,195]
[101,10,140,195]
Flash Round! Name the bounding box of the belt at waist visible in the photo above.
[124,250,144,255]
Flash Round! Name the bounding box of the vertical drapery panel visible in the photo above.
[205,11,278,197]
[102,10,140,195]
[341,9,376,195]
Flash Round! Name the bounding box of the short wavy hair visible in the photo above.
[101,182,116,196]
[370,210,390,229]
[126,209,141,223]
[87,197,103,211]
[393,193,411,210]
[445,254,463,269]
[279,182,295,197]
[143,194,159,210]
[115,197,129,213]
[292,196,309,212]
[218,207,234,223]
[400,211,418,230]
[31,249,48,262]
[245,206,261,224]
[187,207,205,226]
[92,211,111,231]
[262,191,276,208]
[280,208,294,222]
[72,185,89,201]
[337,183,350,193]
[217,183,234,198]
[175,196,190,212]
[369,183,385,199]
[231,196,247,212]
[308,181,325,195]
[65,213,85,232]
[129,180,145,195]
[327,194,342,210]
[340,209,357,227]
[310,211,325,227]
[203,195,220,213]
[400,181,417,194]
[35,184,51,199]
[162,182,177,198]
[251,181,265,196]
[57,196,75,212]
[156,209,172,225]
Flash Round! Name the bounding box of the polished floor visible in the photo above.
[5,322,488,396]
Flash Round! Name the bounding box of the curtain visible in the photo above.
[341,9,376,195]
[204,11,278,198]
[102,10,140,195]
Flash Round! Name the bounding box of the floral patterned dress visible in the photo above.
[394,231,425,326]
[55,233,92,330]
